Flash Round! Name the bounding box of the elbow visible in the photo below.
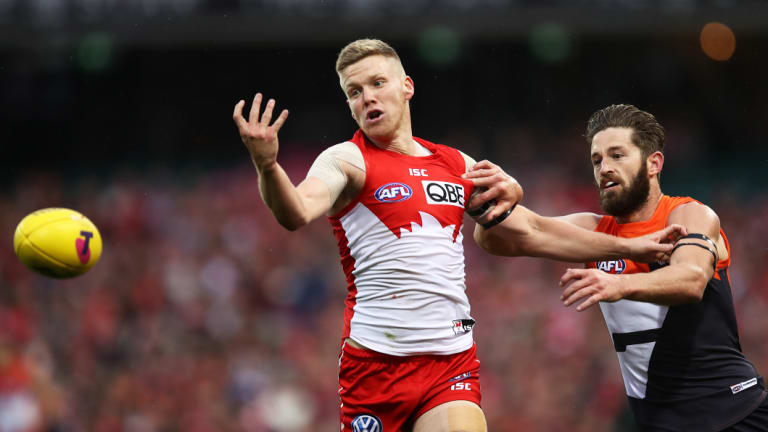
[282,222,303,232]
[277,214,310,232]
[689,275,709,303]
[683,266,710,303]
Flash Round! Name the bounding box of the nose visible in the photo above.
[599,159,614,176]
[361,85,376,104]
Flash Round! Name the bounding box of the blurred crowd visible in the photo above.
[1,146,767,432]
[2,0,767,429]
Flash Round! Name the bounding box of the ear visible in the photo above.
[647,151,664,177]
[403,76,414,101]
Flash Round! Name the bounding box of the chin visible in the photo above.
[599,190,616,202]
[363,124,394,141]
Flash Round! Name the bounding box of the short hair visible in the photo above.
[585,104,665,157]
[335,39,402,75]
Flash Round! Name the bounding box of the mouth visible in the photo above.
[365,109,384,124]
[601,179,620,191]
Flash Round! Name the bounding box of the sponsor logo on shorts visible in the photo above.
[596,259,626,274]
[450,382,472,391]
[731,377,758,394]
[351,414,382,432]
[452,319,476,335]
[422,180,466,208]
[374,183,412,203]
[449,371,472,382]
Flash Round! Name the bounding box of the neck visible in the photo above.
[614,185,663,224]
[366,106,423,155]
[371,135,419,155]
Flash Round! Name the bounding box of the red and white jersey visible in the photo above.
[330,130,477,356]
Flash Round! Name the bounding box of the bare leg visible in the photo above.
[412,400,487,432]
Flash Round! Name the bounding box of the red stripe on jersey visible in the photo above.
[331,217,357,343]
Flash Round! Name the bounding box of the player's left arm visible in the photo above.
[560,202,721,311]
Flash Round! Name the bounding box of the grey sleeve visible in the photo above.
[306,141,365,204]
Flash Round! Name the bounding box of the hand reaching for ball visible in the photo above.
[463,160,523,226]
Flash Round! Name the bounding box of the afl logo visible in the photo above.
[597,260,626,274]
[374,183,412,203]
[351,414,382,432]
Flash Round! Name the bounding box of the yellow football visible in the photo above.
[13,208,103,278]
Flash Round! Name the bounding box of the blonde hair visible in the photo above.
[335,39,403,75]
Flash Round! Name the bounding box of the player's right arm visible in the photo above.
[233,93,333,230]
[466,163,684,263]
[474,206,682,263]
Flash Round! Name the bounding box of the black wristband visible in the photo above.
[671,242,718,270]
[481,204,517,230]
[467,199,495,217]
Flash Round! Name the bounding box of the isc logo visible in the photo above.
[374,183,413,203]
[597,260,626,274]
[450,382,472,391]
[422,181,465,208]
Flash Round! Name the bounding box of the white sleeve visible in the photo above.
[306,141,365,204]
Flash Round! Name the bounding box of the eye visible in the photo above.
[374,79,384,87]
[348,88,360,98]
[612,153,624,160]
[592,158,601,166]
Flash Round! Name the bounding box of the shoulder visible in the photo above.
[314,141,365,170]
[457,150,476,173]
[555,212,603,230]
[422,139,471,172]
[668,200,721,234]
[667,201,720,240]
[319,141,360,156]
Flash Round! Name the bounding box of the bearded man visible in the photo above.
[474,104,767,432]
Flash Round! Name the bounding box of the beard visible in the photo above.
[599,162,650,217]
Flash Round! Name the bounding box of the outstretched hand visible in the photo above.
[626,224,688,263]
[462,160,523,224]
[233,93,289,170]
[559,268,624,311]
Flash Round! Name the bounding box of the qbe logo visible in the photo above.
[422,180,465,208]
[597,260,626,274]
[374,183,413,203]
[351,414,382,432]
